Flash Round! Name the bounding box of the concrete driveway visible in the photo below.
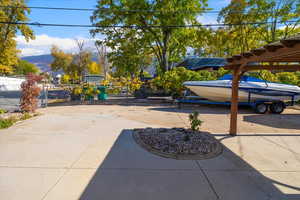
[0,105,299,200]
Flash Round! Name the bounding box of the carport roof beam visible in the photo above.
[224,33,300,136]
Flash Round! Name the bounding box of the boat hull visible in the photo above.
[185,84,300,102]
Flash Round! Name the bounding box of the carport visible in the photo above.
[224,34,300,135]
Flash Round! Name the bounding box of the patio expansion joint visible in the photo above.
[275,136,300,163]
[0,166,97,170]
[201,169,300,172]
[260,135,300,156]
[99,167,201,171]
[195,160,220,200]
[40,141,97,200]
[174,111,189,128]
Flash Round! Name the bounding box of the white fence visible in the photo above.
[0,76,25,91]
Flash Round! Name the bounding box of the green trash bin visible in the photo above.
[97,86,107,100]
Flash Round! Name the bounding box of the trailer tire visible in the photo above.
[254,103,268,114]
[270,101,285,114]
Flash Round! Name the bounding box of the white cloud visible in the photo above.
[19,48,45,57]
[16,34,99,57]
[16,34,77,49]
[197,15,218,25]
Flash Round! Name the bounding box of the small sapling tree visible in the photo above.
[189,111,203,131]
[20,73,43,113]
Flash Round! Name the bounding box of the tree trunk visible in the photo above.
[160,30,171,72]
[161,50,168,73]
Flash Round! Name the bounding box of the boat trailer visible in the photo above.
[176,90,299,114]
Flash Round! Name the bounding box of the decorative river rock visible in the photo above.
[133,128,223,160]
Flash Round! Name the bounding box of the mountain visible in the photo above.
[22,54,53,73]
[21,54,156,76]
[22,54,99,75]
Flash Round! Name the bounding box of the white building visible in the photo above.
[0,76,25,91]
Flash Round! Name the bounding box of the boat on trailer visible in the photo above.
[181,75,300,114]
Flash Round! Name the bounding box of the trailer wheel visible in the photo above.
[254,103,268,114]
[177,102,182,109]
[270,101,285,114]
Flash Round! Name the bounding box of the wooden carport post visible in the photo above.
[229,65,244,136]
[225,34,300,135]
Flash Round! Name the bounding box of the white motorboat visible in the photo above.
[183,75,300,103]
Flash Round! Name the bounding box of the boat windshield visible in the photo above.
[219,74,267,83]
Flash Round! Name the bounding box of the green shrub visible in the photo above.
[151,67,230,98]
[14,60,39,75]
[61,74,71,84]
[82,84,100,97]
[0,108,7,114]
[20,112,33,120]
[72,85,83,95]
[151,67,201,97]
[189,111,203,131]
[215,67,231,79]
[249,70,278,82]
[249,70,300,86]
[276,72,299,85]
[0,117,17,129]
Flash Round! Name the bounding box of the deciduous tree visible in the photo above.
[14,60,39,75]
[50,44,93,82]
[0,0,34,75]
[91,0,208,73]
[88,61,102,75]
[218,0,300,52]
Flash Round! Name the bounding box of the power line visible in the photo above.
[0,5,243,14]
[0,20,298,28]
[0,5,95,11]
[1,5,298,15]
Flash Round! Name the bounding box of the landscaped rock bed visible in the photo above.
[133,128,223,160]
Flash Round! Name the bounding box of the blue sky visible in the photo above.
[17,0,231,56]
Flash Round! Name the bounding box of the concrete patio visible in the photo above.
[0,105,299,200]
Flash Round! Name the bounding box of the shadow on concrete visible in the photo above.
[149,105,253,115]
[212,134,300,143]
[244,114,300,129]
[47,97,174,108]
[79,130,300,200]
